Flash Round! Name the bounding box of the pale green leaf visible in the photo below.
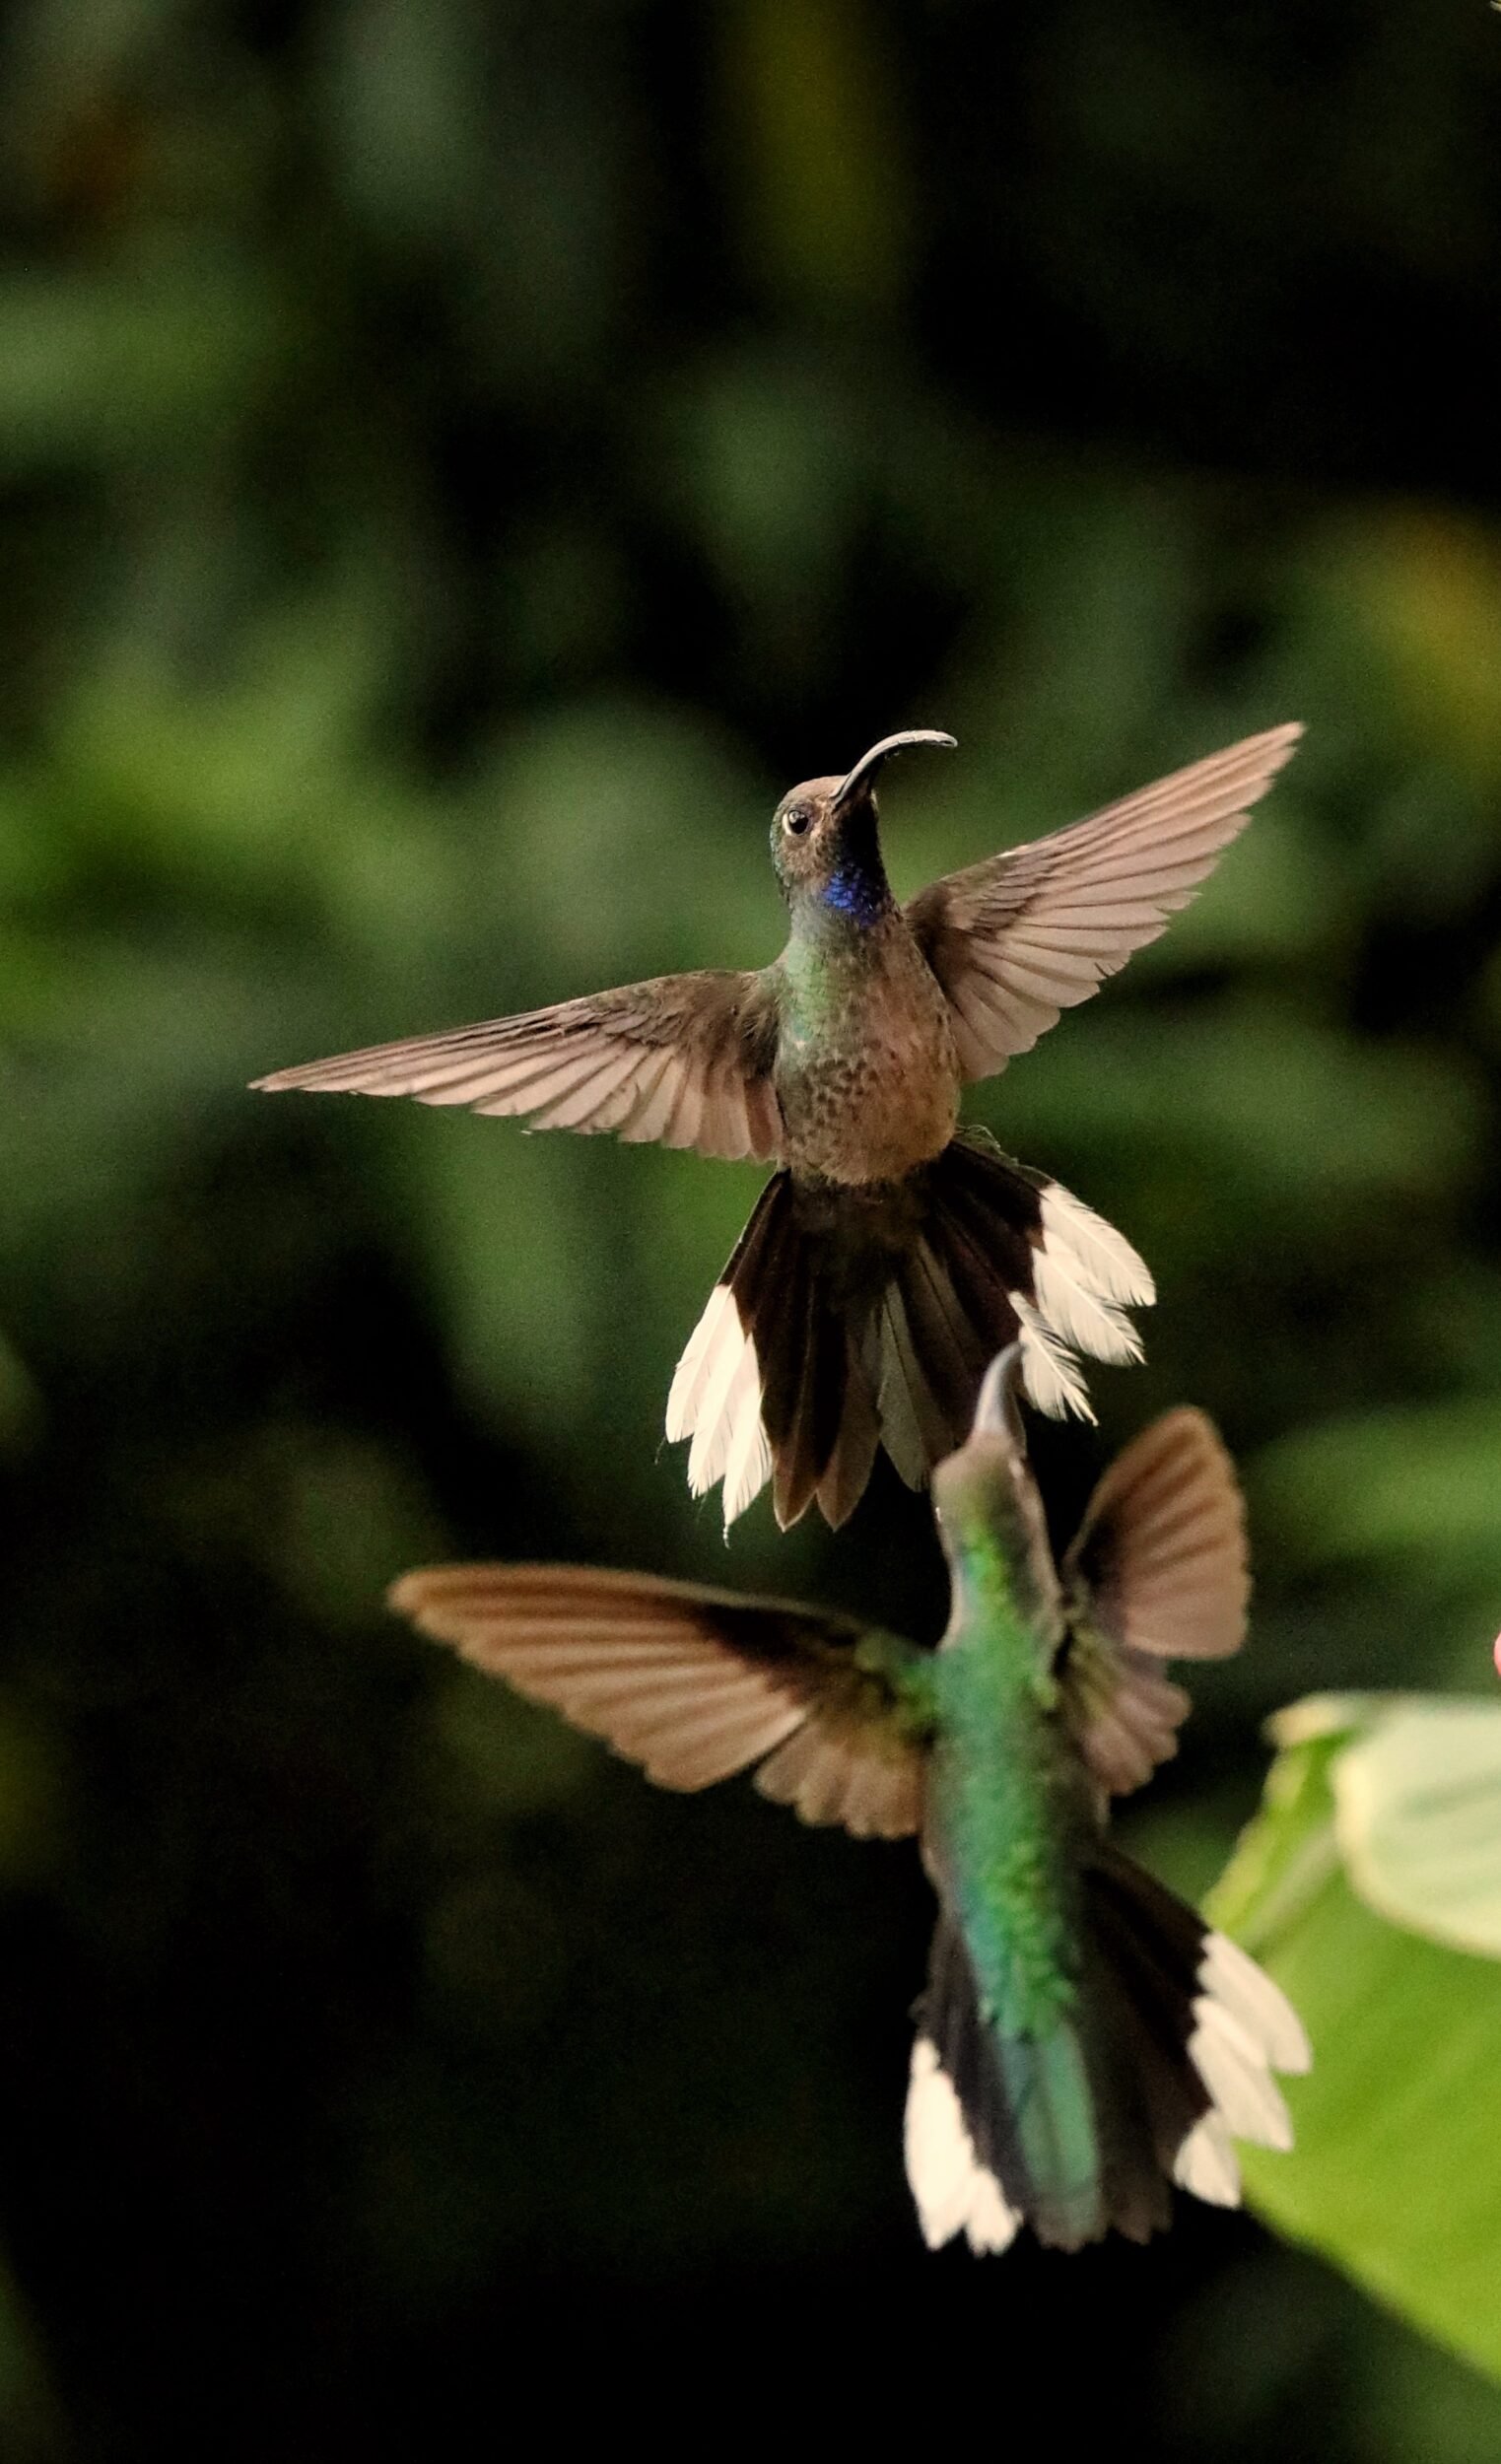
[1330,1699,1501,1959]
[1207,1698,1501,2383]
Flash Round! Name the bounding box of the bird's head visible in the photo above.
[932,1347,1059,1636]
[770,728,955,921]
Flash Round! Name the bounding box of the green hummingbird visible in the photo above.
[255,723,1301,1532]
[390,1347,1309,2250]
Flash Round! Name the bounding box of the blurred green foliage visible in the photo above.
[1,0,1501,2455]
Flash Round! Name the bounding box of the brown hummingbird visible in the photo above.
[253,721,1301,1530]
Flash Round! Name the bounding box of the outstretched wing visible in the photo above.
[1058,1409,1250,1796]
[391,1562,933,1839]
[906,724,1302,1081]
[252,970,785,1164]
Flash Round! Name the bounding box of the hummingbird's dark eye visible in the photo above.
[784,806,812,836]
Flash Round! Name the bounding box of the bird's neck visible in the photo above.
[814,856,893,931]
[940,1524,1054,1708]
[789,819,894,947]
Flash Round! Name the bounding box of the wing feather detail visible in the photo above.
[1058,1410,1250,1796]
[906,724,1302,1079]
[253,970,785,1164]
[390,1562,930,1836]
[1064,1410,1250,1665]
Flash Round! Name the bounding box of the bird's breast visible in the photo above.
[777,930,960,1184]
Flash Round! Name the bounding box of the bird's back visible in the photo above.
[925,1571,1107,2244]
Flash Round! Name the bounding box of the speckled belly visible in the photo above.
[779,959,961,1185]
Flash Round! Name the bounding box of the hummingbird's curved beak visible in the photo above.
[831,728,956,811]
[972,1345,1027,1444]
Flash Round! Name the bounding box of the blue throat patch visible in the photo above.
[821,862,885,926]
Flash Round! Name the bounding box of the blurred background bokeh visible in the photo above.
[0,1,1499,2453]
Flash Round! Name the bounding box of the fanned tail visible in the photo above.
[903,1850,1310,2255]
[665,1130,1153,1532]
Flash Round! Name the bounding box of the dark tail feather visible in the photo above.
[666,1131,1153,1532]
[758,1211,822,1528]
[905,1913,1104,2254]
[904,1852,1310,2255]
[814,1330,879,1527]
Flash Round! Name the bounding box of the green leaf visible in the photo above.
[1207,1696,1501,2382]
[1317,1696,1501,1958]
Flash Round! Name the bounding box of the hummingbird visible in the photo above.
[254,722,1301,1531]
[390,1347,1309,2251]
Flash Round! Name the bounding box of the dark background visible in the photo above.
[0,2,1499,2454]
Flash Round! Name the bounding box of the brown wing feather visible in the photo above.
[906,724,1302,1080]
[1059,1650,1194,1799]
[252,971,785,1164]
[390,1562,928,1835]
[753,1712,923,1838]
[1064,1409,1249,1664]
[1058,1409,1250,1797]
